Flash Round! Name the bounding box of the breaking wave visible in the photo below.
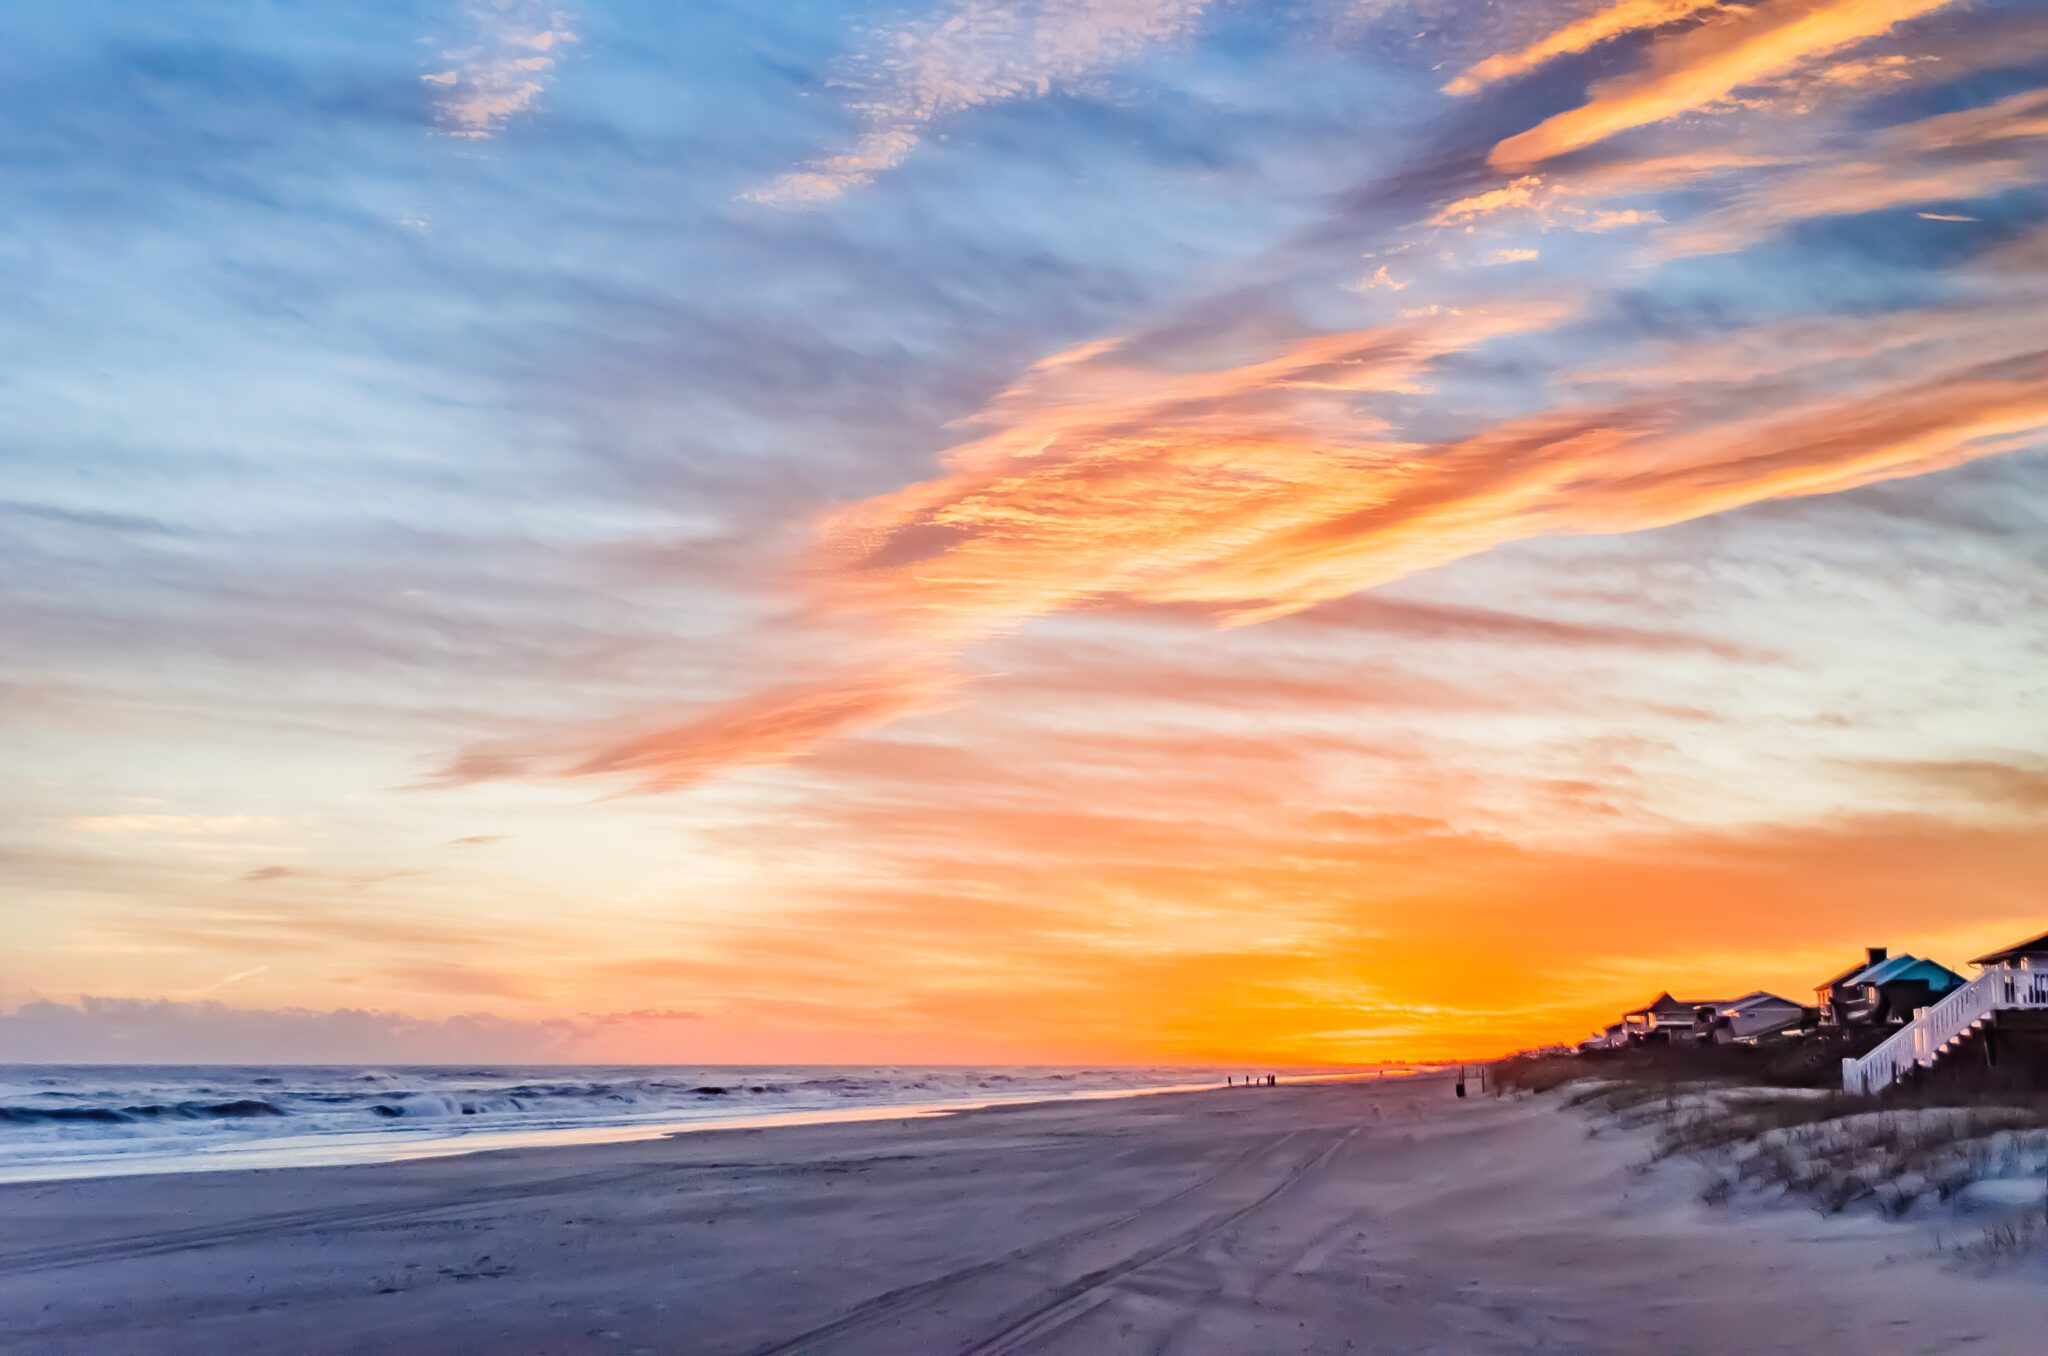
[0,1063,1392,1181]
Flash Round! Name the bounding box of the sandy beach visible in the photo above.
[2,1074,2041,1355]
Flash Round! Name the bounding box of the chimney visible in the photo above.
[1866,946,1888,967]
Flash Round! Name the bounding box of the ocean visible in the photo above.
[0,1063,1378,1183]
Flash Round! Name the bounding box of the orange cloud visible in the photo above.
[1429,175,1547,225]
[467,292,2044,797]
[821,309,2047,642]
[437,664,966,793]
[565,665,967,791]
[1446,0,1724,97]
[1556,366,2048,526]
[819,301,1575,632]
[1418,153,1761,242]
[1490,0,1960,170]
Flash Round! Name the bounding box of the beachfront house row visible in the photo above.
[1814,947,1963,1030]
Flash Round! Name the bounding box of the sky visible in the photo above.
[3,0,2045,1066]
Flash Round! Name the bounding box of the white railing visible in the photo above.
[1843,965,2048,1095]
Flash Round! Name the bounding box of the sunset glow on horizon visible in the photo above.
[4,0,2045,1066]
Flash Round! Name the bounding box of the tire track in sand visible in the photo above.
[746,1126,1356,1356]
[957,1126,1359,1355]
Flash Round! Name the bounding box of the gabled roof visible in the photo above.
[1724,991,1800,1012]
[1624,992,1733,1019]
[1817,960,1873,991]
[1853,955,1915,985]
[1971,928,2048,967]
[1854,954,1962,988]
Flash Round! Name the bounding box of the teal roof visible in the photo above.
[1846,954,1960,988]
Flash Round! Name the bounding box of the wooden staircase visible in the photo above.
[1843,965,2048,1095]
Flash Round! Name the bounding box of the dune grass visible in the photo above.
[1490,1050,2048,1258]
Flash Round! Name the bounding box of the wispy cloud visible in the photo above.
[1664,86,2048,253]
[1852,758,2048,817]
[811,304,2045,647]
[814,302,1575,632]
[437,664,969,792]
[747,0,1214,207]
[464,285,2048,792]
[66,814,285,836]
[183,964,270,997]
[1446,0,1724,96]
[1490,0,1960,169]
[238,865,428,890]
[422,0,577,139]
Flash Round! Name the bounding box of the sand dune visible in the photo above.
[2,1075,2040,1354]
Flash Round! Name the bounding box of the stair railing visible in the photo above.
[1840,965,2048,1095]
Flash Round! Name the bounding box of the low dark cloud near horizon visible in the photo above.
[0,995,702,1065]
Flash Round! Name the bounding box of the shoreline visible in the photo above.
[0,1067,1414,1186]
[6,1075,2043,1354]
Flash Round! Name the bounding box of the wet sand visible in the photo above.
[2,1074,2041,1354]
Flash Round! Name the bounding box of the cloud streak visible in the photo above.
[66,814,285,837]
[466,287,2047,792]
[1664,85,2048,252]
[1490,0,1960,169]
[747,0,1213,206]
[1446,0,1724,96]
[436,664,968,791]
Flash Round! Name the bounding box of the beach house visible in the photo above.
[1620,993,1735,1044]
[1707,992,1809,1045]
[1814,947,1962,1030]
[1969,928,2048,973]
[1579,1021,1628,1052]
